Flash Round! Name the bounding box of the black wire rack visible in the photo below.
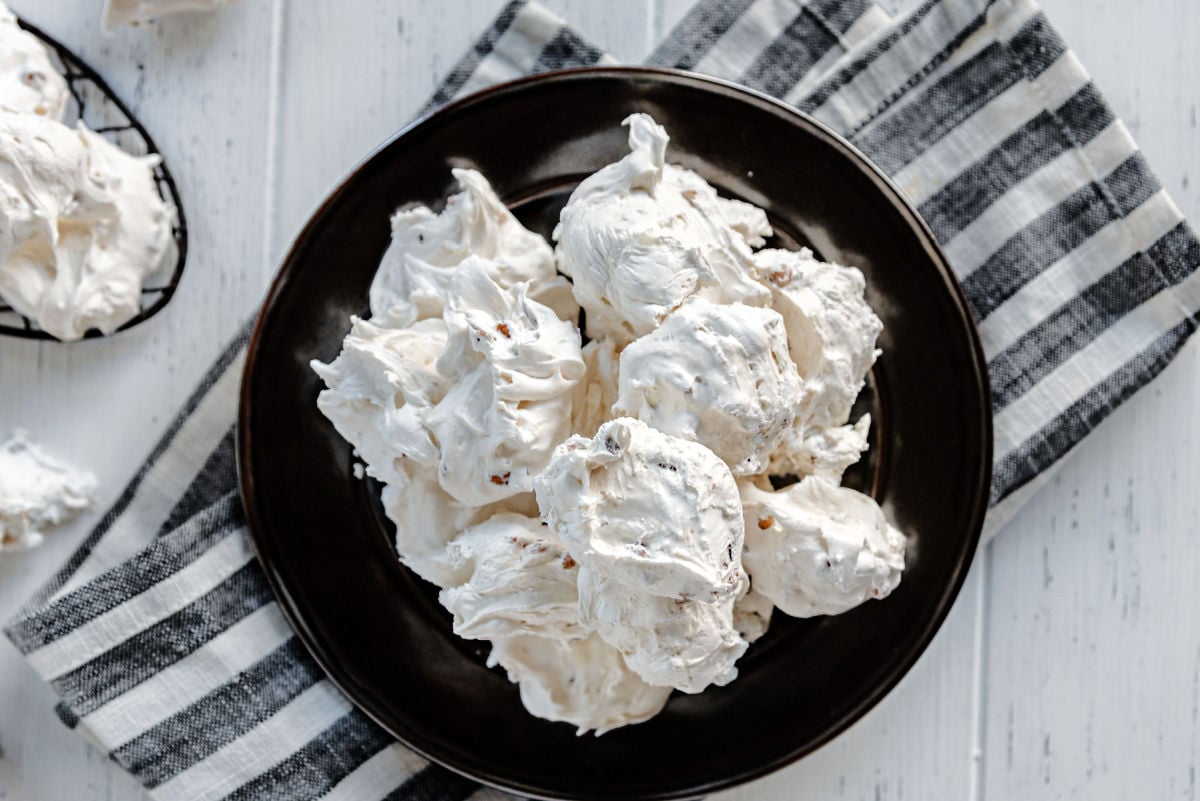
[0,19,188,341]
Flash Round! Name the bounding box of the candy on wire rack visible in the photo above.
[0,19,188,341]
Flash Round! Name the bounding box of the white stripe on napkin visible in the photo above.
[860,0,1039,124]
[79,603,293,749]
[28,531,254,680]
[784,3,893,102]
[810,0,988,134]
[892,51,1090,207]
[979,190,1184,357]
[692,0,815,78]
[152,681,353,801]
[942,119,1139,278]
[454,3,567,100]
[994,265,1200,460]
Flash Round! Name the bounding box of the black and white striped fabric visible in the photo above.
[7,1,1197,799]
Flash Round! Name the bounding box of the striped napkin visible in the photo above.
[7,1,1198,799]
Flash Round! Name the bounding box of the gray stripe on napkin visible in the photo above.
[854,15,1066,174]
[797,0,990,120]
[114,637,322,788]
[6,491,244,651]
[423,0,527,111]
[962,153,1161,319]
[994,317,1196,500]
[159,430,239,534]
[530,26,605,73]
[52,561,272,715]
[221,711,394,801]
[790,0,1198,504]
[645,0,759,69]
[988,223,1198,408]
[737,7,851,95]
[917,89,1114,241]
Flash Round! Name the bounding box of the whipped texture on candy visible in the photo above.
[554,113,769,344]
[0,3,68,119]
[440,512,584,642]
[756,247,882,481]
[0,114,174,340]
[615,300,802,476]
[370,167,576,325]
[535,417,745,603]
[0,430,96,557]
[740,477,905,618]
[426,259,583,506]
[315,112,906,735]
[488,633,672,736]
[577,566,747,693]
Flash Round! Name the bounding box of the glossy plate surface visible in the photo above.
[238,68,992,801]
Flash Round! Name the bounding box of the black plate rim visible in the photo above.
[238,65,993,801]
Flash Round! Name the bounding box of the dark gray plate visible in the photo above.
[238,67,991,801]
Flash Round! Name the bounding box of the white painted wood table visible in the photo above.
[1,1,1197,799]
